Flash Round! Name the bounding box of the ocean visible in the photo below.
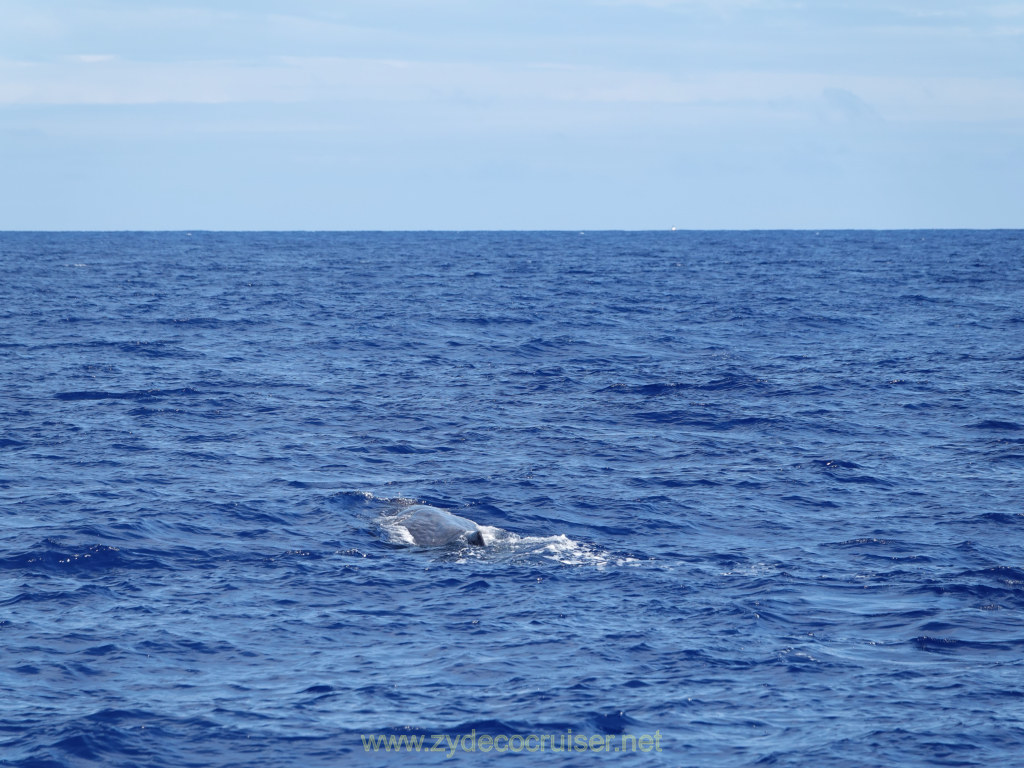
[1,230,1022,767]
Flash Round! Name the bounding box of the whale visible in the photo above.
[389,505,486,547]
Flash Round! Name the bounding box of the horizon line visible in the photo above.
[2,227,1022,234]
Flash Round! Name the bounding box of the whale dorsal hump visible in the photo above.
[466,530,486,547]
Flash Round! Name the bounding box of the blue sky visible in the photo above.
[1,0,1021,229]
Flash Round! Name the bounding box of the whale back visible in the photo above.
[393,505,486,547]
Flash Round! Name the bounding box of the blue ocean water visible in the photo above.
[1,230,1022,767]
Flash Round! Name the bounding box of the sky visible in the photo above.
[0,0,1022,230]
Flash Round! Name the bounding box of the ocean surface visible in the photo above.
[1,230,1023,767]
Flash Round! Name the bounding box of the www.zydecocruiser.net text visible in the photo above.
[361,729,664,757]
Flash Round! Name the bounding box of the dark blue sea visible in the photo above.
[2,231,1023,767]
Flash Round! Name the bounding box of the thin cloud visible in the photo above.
[1,55,1020,125]
[72,54,117,64]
